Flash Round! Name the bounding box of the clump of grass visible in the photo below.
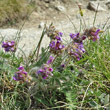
[0,0,31,26]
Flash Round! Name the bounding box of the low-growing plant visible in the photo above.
[0,3,110,110]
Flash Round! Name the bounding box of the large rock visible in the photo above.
[87,1,107,11]
[106,1,110,9]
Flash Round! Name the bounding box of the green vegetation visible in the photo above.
[0,2,110,110]
[0,25,110,109]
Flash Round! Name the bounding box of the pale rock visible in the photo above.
[38,22,45,28]
[87,1,107,12]
[55,5,66,12]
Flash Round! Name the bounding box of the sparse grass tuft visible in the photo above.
[0,0,32,26]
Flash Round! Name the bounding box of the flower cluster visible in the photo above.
[47,56,54,65]
[66,32,86,60]
[13,66,28,81]
[70,32,86,43]
[46,25,60,40]
[37,56,54,79]
[2,41,16,52]
[67,42,85,60]
[49,32,65,55]
[83,27,100,41]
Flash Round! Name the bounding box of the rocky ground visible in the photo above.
[0,0,110,55]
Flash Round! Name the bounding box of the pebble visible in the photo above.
[38,22,45,28]
[55,5,66,12]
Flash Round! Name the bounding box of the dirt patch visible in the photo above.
[1,0,90,28]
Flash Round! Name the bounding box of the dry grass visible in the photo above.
[0,0,31,26]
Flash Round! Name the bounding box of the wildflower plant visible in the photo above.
[37,56,54,79]
[1,3,110,110]
[83,27,100,41]
[0,23,105,110]
[2,41,16,52]
[13,66,31,82]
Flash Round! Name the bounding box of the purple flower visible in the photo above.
[2,41,16,52]
[70,33,79,39]
[5,47,10,52]
[83,28,100,41]
[91,29,100,41]
[49,39,65,54]
[70,32,87,44]
[70,33,75,39]
[77,57,80,61]
[13,66,28,81]
[49,41,55,48]
[37,64,53,79]
[47,56,54,64]
[55,36,62,41]
[18,66,24,70]
[67,42,85,60]
[82,35,86,40]
[59,32,63,37]
[70,33,86,43]
[93,35,100,41]
[61,64,65,68]
[48,68,53,72]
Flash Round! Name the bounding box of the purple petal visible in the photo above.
[95,29,100,34]
[97,35,100,39]
[77,57,80,61]
[47,56,54,64]
[82,36,86,40]
[22,71,27,75]
[59,32,63,37]
[59,44,62,49]
[70,33,75,39]
[57,40,60,44]
[49,41,55,48]
[48,68,53,72]
[81,48,85,53]
[37,69,43,74]
[61,64,65,68]
[7,42,12,46]
[56,36,61,40]
[18,66,24,70]
[13,76,17,81]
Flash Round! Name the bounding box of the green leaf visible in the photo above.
[104,94,109,105]
[89,100,98,107]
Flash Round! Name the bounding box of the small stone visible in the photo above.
[38,22,45,28]
[55,5,66,12]
[87,1,106,12]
